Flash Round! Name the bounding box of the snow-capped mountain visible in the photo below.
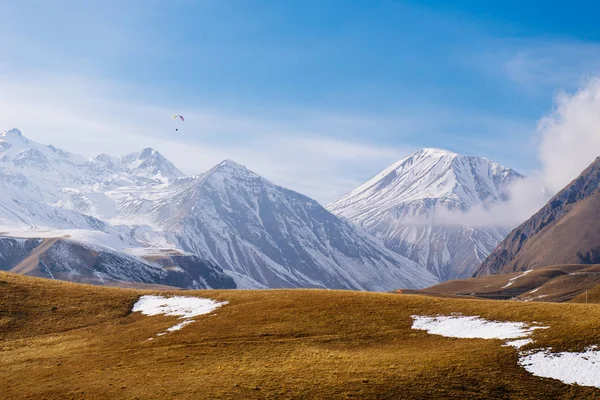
[117,148,185,180]
[0,129,184,227]
[0,129,437,291]
[116,160,437,290]
[327,148,522,281]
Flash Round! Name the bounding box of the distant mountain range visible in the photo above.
[0,128,436,291]
[328,148,522,281]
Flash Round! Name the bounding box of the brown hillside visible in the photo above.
[476,157,600,276]
[416,264,600,303]
[2,272,600,399]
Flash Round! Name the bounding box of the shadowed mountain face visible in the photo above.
[0,237,236,289]
[328,148,522,281]
[476,157,600,277]
[0,237,41,268]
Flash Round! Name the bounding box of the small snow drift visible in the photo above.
[503,339,533,349]
[501,270,533,289]
[411,315,544,340]
[519,347,600,388]
[132,295,228,336]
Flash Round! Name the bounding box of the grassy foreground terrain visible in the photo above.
[2,272,600,399]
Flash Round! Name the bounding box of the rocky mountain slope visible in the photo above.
[328,148,522,281]
[0,129,437,291]
[475,157,600,276]
[0,236,235,289]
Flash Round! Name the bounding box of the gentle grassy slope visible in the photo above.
[2,272,600,399]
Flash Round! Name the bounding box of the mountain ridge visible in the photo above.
[0,129,437,291]
[328,148,522,280]
[475,156,600,276]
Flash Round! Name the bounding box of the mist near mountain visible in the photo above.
[438,78,600,230]
[327,148,521,280]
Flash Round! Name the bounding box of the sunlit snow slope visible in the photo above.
[328,148,522,281]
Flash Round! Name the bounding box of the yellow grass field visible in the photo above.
[2,271,600,399]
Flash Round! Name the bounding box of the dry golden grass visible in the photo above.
[2,271,600,399]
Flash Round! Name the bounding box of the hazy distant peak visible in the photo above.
[0,128,23,137]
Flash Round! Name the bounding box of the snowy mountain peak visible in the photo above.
[0,129,29,147]
[139,147,158,158]
[417,147,458,157]
[203,159,258,181]
[216,159,249,171]
[118,148,184,181]
[89,153,114,163]
[330,148,521,216]
[143,158,436,290]
[0,128,23,138]
[327,148,522,281]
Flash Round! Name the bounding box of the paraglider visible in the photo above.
[172,114,184,131]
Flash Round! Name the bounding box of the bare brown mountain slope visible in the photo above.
[412,264,600,303]
[475,156,600,277]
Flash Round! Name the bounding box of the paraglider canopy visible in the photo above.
[172,114,184,131]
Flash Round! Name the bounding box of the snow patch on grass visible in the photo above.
[501,270,533,289]
[519,347,600,388]
[411,315,544,340]
[167,320,196,332]
[503,338,533,349]
[412,314,600,389]
[133,295,228,337]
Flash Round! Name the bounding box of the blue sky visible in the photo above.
[1,0,599,203]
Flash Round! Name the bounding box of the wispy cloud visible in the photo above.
[471,39,600,94]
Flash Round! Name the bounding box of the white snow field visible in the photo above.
[412,314,600,389]
[132,295,228,336]
[519,347,600,388]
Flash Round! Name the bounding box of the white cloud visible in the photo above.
[538,78,600,193]
[436,77,600,228]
